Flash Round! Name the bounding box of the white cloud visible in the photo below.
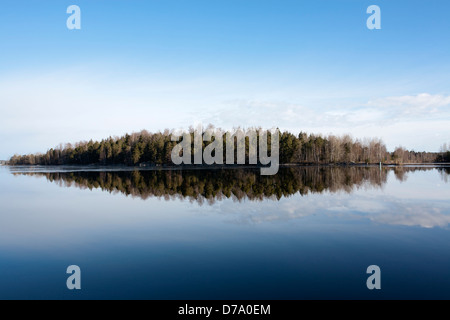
[211,188,450,229]
[366,93,450,120]
[370,206,450,228]
[0,66,449,158]
[368,93,450,110]
[199,93,450,151]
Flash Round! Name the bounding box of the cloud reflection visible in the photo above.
[10,166,450,229]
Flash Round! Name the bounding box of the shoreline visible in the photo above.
[4,162,450,173]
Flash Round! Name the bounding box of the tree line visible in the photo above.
[7,128,448,166]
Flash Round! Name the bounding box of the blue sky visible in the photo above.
[1,0,450,158]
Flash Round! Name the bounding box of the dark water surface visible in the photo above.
[0,165,449,299]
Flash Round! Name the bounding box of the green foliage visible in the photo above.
[7,128,442,166]
[436,151,450,163]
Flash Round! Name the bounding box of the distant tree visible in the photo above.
[7,127,444,166]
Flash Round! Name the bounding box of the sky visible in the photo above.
[0,0,449,159]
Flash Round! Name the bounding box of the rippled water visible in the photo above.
[0,165,449,299]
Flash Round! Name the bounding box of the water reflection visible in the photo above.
[11,166,445,203]
[2,165,450,300]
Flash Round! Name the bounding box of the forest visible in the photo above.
[7,128,450,166]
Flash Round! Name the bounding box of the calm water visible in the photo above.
[0,165,449,300]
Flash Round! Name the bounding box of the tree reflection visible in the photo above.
[13,166,444,204]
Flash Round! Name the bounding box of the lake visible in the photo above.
[0,165,449,299]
